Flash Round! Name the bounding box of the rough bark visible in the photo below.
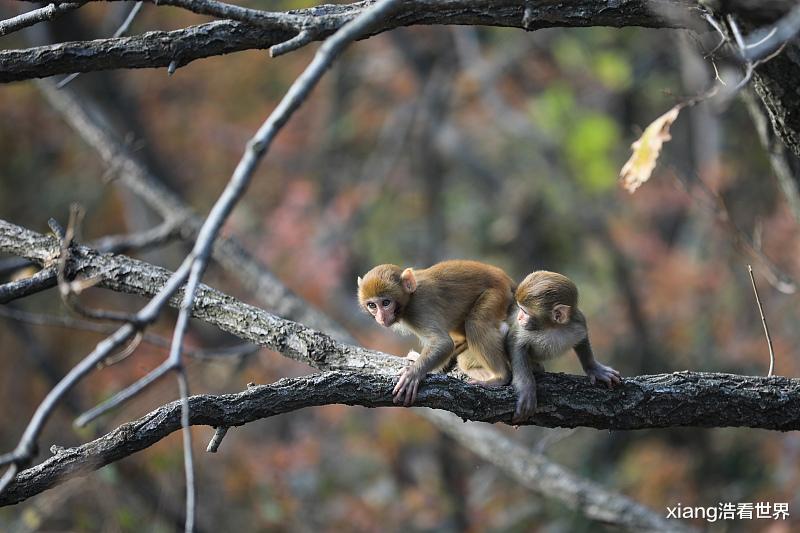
[1,369,798,509]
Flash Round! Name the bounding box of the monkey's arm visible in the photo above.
[510,342,542,424]
[573,336,621,388]
[393,332,455,406]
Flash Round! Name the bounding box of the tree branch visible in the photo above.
[0,367,796,515]
[0,0,695,83]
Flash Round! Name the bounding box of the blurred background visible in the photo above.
[1,1,800,531]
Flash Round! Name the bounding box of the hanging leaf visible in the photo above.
[619,105,682,193]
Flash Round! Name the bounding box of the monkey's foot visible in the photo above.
[512,389,537,424]
[467,376,509,388]
[585,362,622,388]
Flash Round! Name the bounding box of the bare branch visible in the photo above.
[0,0,696,82]
[0,1,85,38]
[748,265,776,376]
[2,369,799,509]
[742,3,800,61]
[0,304,257,363]
[0,215,199,489]
[56,1,145,88]
[205,427,228,453]
[0,266,57,303]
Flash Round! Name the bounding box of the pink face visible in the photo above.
[365,297,398,327]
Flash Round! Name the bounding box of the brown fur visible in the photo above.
[358,260,514,405]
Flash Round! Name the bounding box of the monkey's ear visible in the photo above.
[552,304,571,325]
[357,276,363,288]
[401,268,417,293]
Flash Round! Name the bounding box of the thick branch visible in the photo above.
[0,0,694,82]
[1,369,798,510]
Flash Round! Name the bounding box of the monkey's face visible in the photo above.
[516,304,542,330]
[364,296,400,327]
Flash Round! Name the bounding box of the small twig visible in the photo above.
[702,12,727,57]
[0,464,19,495]
[0,304,258,361]
[98,331,143,367]
[270,29,313,57]
[206,426,229,453]
[176,370,195,533]
[0,266,58,304]
[741,4,800,62]
[727,15,746,50]
[748,265,775,377]
[0,1,85,37]
[57,1,144,89]
[75,359,174,427]
[54,206,139,324]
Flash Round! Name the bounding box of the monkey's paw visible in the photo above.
[585,363,621,389]
[512,389,537,424]
[393,367,423,407]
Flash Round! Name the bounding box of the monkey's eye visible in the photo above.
[367,302,377,310]
[518,305,529,316]
[381,299,391,308]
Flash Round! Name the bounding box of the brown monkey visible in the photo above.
[508,270,621,423]
[358,260,514,406]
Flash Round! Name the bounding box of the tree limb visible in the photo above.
[0,0,695,83]
[0,367,795,519]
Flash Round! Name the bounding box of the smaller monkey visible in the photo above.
[507,270,621,423]
[357,260,514,406]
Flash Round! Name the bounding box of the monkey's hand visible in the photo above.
[512,385,537,424]
[584,362,621,388]
[393,366,423,407]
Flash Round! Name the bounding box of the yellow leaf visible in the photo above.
[619,105,682,193]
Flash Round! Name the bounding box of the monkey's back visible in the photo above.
[411,260,514,329]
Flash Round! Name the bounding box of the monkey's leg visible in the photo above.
[461,290,511,386]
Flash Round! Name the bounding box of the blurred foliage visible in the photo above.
[2,3,800,532]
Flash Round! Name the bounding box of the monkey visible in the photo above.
[357,260,514,406]
[507,270,621,424]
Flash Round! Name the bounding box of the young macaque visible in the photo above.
[358,260,514,406]
[508,270,621,423]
